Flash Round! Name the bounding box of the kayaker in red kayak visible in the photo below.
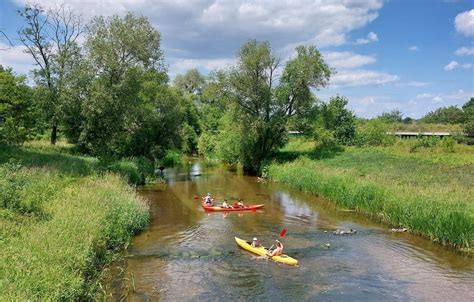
[222,199,233,209]
[234,199,244,208]
[204,193,214,206]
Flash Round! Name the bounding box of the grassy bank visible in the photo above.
[0,142,150,300]
[268,139,474,250]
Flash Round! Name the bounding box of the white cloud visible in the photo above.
[444,60,473,71]
[11,0,385,76]
[432,96,443,103]
[455,46,474,56]
[168,57,235,77]
[0,43,35,75]
[355,31,378,45]
[323,51,376,69]
[330,69,399,87]
[396,81,431,87]
[454,9,474,37]
[408,45,419,51]
[444,60,459,71]
[416,93,433,99]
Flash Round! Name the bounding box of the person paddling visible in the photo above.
[222,199,233,209]
[267,240,283,257]
[234,199,244,208]
[204,193,214,206]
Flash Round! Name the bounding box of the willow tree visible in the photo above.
[227,40,331,174]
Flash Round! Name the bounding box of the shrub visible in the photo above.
[162,149,182,167]
[410,136,440,152]
[356,120,395,146]
[439,137,456,153]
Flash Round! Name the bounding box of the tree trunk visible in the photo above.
[50,124,57,145]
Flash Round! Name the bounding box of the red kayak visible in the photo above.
[201,202,264,212]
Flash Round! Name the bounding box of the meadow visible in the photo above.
[267,138,474,250]
[0,142,150,300]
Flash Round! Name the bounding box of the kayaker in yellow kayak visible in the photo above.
[267,240,283,257]
[251,237,261,247]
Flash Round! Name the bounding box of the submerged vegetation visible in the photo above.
[268,139,474,250]
[0,142,149,300]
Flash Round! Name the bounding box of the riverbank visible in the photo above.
[267,139,474,250]
[0,142,150,300]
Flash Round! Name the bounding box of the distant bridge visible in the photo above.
[388,132,452,139]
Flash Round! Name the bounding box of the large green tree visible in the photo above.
[17,4,82,144]
[225,40,331,173]
[79,12,186,163]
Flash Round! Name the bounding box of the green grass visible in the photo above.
[0,142,150,300]
[268,138,474,250]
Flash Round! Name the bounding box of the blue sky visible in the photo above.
[1,0,473,118]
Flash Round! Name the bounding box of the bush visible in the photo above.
[439,137,456,153]
[162,149,182,167]
[313,127,341,158]
[356,120,395,146]
[410,136,440,152]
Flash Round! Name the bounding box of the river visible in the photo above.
[103,161,474,301]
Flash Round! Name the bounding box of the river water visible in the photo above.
[104,162,474,301]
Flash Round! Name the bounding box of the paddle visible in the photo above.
[268,228,286,252]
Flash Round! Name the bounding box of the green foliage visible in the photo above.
[268,144,474,248]
[356,119,395,146]
[162,149,182,167]
[174,68,206,95]
[440,137,456,153]
[463,97,474,137]
[377,109,403,123]
[215,113,241,165]
[223,40,330,174]
[0,66,39,144]
[313,126,339,157]
[197,132,218,159]
[319,96,356,145]
[0,143,149,300]
[0,174,149,300]
[422,106,465,124]
[409,136,440,152]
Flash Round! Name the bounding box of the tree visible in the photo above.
[226,40,331,174]
[79,13,170,160]
[320,96,356,145]
[174,68,206,95]
[378,109,403,123]
[422,106,465,124]
[462,97,474,136]
[17,4,82,144]
[0,66,38,144]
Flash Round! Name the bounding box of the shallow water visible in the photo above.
[104,162,474,301]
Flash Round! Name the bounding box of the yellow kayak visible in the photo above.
[234,237,298,266]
